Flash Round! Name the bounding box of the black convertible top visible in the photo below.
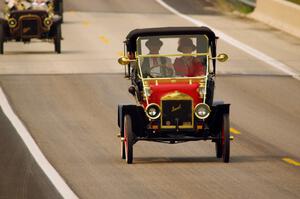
[125,26,217,53]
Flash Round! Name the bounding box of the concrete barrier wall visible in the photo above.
[251,0,300,38]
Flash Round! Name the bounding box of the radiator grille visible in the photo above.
[21,18,39,37]
[161,100,193,128]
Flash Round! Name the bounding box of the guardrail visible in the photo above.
[237,0,256,7]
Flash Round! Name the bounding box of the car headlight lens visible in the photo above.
[195,103,211,119]
[44,17,53,27]
[8,18,17,28]
[146,103,161,120]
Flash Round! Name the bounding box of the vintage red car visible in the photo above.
[118,27,231,164]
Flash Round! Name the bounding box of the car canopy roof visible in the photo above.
[125,26,217,53]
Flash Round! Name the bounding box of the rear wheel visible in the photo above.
[54,24,61,53]
[0,24,4,54]
[124,115,134,164]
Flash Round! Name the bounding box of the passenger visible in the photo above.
[173,37,206,77]
[31,0,49,10]
[142,37,174,77]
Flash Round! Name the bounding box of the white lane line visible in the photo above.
[0,87,78,199]
[155,0,300,80]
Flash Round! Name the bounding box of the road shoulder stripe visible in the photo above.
[0,87,78,199]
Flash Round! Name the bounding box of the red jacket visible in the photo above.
[174,57,206,77]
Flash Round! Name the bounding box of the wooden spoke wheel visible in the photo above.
[215,114,230,162]
[123,115,134,164]
[54,24,61,53]
[0,25,4,54]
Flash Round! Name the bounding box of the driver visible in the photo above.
[5,0,31,11]
[142,38,174,77]
[173,37,206,77]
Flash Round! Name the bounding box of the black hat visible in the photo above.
[145,38,163,48]
[177,37,196,52]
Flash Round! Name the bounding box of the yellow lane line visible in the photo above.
[282,158,300,167]
[82,21,91,27]
[99,36,110,45]
[117,51,123,56]
[230,128,241,135]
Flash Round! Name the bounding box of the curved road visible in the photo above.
[0,0,300,198]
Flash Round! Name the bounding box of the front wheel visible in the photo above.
[215,113,230,162]
[222,114,230,163]
[54,24,61,53]
[124,115,134,164]
[121,137,125,160]
[215,138,222,159]
[0,24,4,54]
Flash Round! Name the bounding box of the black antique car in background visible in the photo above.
[118,27,232,164]
[0,1,62,54]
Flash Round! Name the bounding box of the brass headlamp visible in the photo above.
[8,18,17,28]
[44,17,53,28]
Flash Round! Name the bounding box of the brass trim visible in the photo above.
[138,53,208,58]
[161,91,192,101]
[209,53,229,62]
[144,76,206,82]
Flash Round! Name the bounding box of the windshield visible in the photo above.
[137,35,209,78]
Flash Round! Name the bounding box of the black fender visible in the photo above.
[48,17,62,37]
[118,104,148,137]
[0,18,8,38]
[0,18,6,25]
[206,76,215,106]
[53,15,63,25]
[207,101,230,136]
[212,101,230,114]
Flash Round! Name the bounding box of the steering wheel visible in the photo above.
[149,65,174,77]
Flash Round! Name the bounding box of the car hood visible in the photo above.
[147,82,203,106]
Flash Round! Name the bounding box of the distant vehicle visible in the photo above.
[118,27,232,164]
[0,0,62,54]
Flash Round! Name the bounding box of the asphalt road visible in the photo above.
[0,0,300,199]
[0,108,62,199]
